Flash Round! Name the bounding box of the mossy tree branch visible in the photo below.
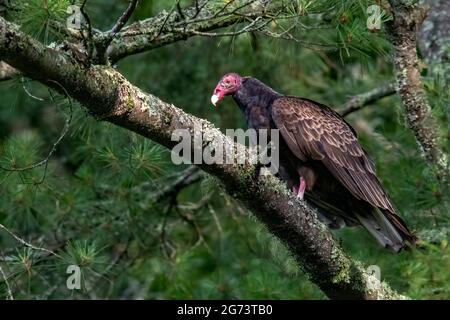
[106,0,288,62]
[0,16,407,300]
[385,0,447,178]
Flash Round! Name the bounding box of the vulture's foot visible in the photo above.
[292,176,306,200]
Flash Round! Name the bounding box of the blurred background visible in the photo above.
[0,0,448,299]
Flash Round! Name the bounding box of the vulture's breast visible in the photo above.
[245,104,273,131]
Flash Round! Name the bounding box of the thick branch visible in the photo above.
[107,0,282,62]
[0,17,406,300]
[340,83,396,117]
[385,0,447,176]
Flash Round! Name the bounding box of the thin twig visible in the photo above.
[80,0,94,60]
[0,84,72,178]
[174,204,210,252]
[0,224,61,259]
[176,0,185,20]
[208,204,223,237]
[160,198,177,259]
[94,0,138,64]
[109,0,139,38]
[185,16,267,38]
[153,166,202,202]
[260,28,336,51]
[0,264,13,300]
[153,2,178,41]
[212,0,238,18]
[192,0,209,19]
[21,77,44,101]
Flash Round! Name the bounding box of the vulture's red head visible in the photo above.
[211,73,242,106]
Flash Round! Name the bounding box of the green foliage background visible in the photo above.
[0,0,448,299]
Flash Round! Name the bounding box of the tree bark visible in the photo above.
[418,0,450,64]
[385,0,447,177]
[0,16,407,300]
[107,0,283,62]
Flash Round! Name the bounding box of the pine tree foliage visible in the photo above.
[0,0,448,299]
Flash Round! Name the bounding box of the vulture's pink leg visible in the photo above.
[297,176,306,200]
[292,177,306,200]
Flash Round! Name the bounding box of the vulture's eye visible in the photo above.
[223,80,232,88]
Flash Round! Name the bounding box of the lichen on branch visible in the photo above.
[385,0,447,178]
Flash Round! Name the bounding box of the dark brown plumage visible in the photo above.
[212,73,416,252]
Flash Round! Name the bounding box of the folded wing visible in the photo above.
[271,96,396,213]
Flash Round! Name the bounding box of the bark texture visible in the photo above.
[386,0,447,176]
[418,0,450,64]
[107,0,280,62]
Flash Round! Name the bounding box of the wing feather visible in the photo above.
[271,97,395,213]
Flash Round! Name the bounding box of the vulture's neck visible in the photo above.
[232,78,281,112]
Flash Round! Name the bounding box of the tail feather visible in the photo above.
[355,208,416,252]
[305,194,357,229]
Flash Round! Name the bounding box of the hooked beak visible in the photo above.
[211,86,225,107]
[211,94,220,106]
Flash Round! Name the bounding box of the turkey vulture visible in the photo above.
[211,73,416,252]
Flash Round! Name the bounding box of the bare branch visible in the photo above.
[192,0,209,19]
[80,0,94,60]
[187,16,268,37]
[0,84,72,185]
[96,0,337,62]
[339,83,396,117]
[94,0,139,63]
[0,223,61,259]
[153,166,203,202]
[107,0,288,62]
[153,2,178,41]
[176,0,185,21]
[109,0,139,38]
[259,28,336,51]
[0,264,13,300]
